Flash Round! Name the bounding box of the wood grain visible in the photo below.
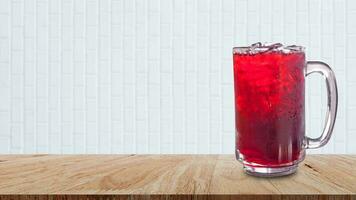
[0,155,355,200]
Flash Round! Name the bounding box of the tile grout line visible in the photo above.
[34,0,38,153]
[84,0,88,154]
[344,0,348,153]
[72,0,75,153]
[59,0,62,153]
[84,0,87,154]
[332,0,336,153]
[96,0,100,153]
[208,0,211,154]
[109,0,112,154]
[134,0,137,153]
[171,0,174,154]
[9,0,12,153]
[122,0,126,153]
[159,0,161,154]
[47,0,50,153]
[320,0,325,153]
[21,0,25,153]
[219,0,222,153]
[145,0,148,153]
[184,0,188,153]
[195,0,198,154]
[183,0,186,153]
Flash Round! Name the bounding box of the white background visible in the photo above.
[0,0,355,154]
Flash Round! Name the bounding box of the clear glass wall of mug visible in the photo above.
[233,43,338,177]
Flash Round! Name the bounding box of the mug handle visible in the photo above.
[304,61,338,149]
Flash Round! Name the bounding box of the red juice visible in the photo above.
[233,49,305,167]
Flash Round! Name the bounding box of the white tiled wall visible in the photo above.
[0,0,355,154]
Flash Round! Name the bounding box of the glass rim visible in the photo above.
[233,43,305,54]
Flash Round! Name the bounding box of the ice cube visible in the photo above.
[233,43,304,55]
[251,42,262,47]
[285,45,304,52]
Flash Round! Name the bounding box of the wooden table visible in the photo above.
[0,155,355,199]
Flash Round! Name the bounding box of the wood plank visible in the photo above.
[0,155,355,199]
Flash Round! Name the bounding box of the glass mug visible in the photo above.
[233,43,338,177]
